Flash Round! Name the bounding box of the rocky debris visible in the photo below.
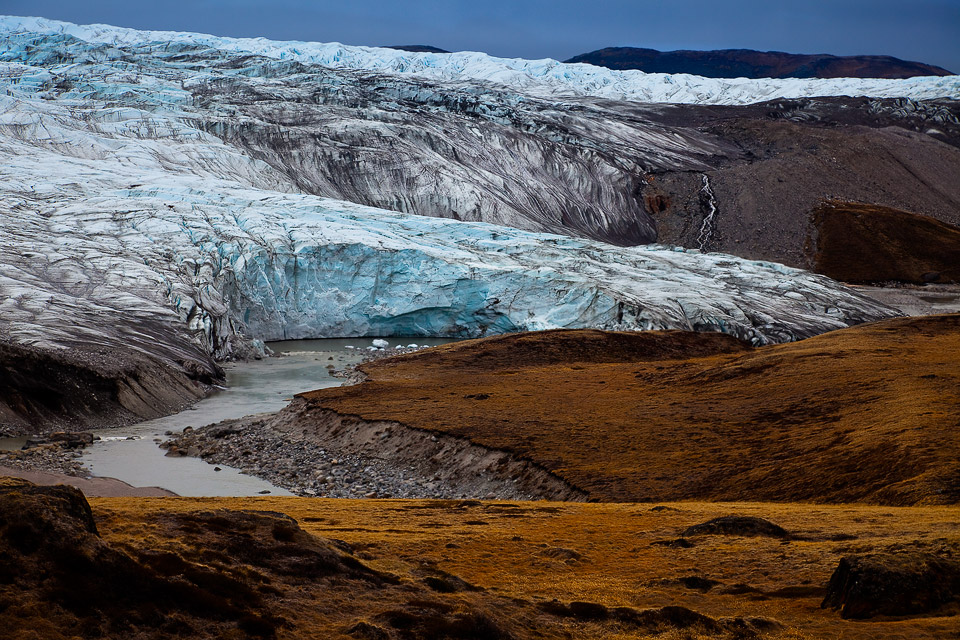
[0,336,222,436]
[821,552,960,619]
[162,403,586,501]
[329,344,431,381]
[854,283,960,317]
[23,431,96,449]
[648,108,960,271]
[681,516,789,538]
[0,440,87,476]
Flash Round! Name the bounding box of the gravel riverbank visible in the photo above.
[163,400,586,501]
[0,442,88,477]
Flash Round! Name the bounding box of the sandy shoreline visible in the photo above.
[0,466,176,497]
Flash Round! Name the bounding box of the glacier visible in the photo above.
[0,16,901,377]
[2,18,957,251]
[2,15,959,105]
[0,80,895,362]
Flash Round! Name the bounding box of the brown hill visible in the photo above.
[565,47,954,79]
[301,316,960,505]
[811,201,960,284]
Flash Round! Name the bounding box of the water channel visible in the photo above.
[2,337,453,496]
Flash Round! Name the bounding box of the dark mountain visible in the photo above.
[565,47,954,79]
[385,44,450,53]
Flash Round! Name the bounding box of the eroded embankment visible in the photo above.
[0,336,223,437]
[300,319,960,505]
[165,399,586,501]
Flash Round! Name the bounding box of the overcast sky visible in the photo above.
[4,0,958,72]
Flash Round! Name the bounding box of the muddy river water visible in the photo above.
[9,338,452,496]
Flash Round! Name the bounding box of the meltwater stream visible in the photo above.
[79,337,454,496]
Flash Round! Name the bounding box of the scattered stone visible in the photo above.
[652,538,694,548]
[23,431,95,449]
[0,438,90,477]
[159,405,583,501]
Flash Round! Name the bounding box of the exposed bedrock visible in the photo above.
[822,553,960,619]
[811,201,960,284]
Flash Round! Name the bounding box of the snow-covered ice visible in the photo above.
[2,16,958,105]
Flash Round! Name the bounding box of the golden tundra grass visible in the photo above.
[85,496,960,639]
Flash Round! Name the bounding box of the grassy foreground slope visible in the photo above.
[5,477,959,640]
[302,315,960,504]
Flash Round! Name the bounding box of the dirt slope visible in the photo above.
[301,316,960,505]
[812,201,960,283]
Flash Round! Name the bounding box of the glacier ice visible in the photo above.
[0,83,897,364]
[0,15,902,378]
[1,15,958,105]
[1,19,955,251]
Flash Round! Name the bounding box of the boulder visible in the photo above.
[821,552,960,618]
[681,516,789,538]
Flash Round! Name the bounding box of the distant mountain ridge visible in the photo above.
[386,45,450,54]
[565,47,954,79]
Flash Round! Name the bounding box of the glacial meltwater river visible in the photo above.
[4,337,454,496]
